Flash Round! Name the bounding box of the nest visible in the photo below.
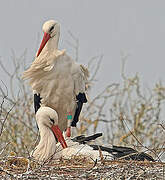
[0,155,164,179]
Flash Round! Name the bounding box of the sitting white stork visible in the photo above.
[32,107,111,161]
[22,20,89,137]
[32,107,154,162]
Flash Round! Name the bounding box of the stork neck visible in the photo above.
[33,124,57,161]
[39,124,50,139]
[38,124,56,147]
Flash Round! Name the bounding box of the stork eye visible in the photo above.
[49,26,54,32]
[50,118,54,123]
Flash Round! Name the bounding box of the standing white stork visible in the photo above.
[22,20,89,138]
[33,107,154,162]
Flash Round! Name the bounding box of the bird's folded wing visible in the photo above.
[72,64,89,95]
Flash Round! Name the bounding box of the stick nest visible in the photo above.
[0,155,164,179]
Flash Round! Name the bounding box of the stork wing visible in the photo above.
[22,53,89,129]
[72,64,89,95]
[90,145,155,161]
[72,133,102,144]
[70,64,89,127]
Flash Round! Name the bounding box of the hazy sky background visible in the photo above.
[0,0,165,94]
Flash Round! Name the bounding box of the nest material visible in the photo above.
[0,155,164,179]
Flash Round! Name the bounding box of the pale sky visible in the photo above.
[0,0,165,93]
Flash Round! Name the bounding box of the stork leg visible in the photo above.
[66,93,87,137]
[51,125,67,148]
[66,127,71,137]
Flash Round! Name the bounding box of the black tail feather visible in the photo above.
[72,133,102,144]
[90,145,155,162]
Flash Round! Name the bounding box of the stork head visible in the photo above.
[42,20,60,38]
[36,107,67,149]
[36,106,58,128]
[33,107,67,161]
[37,20,60,57]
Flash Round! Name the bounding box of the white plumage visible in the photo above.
[32,107,154,162]
[32,107,112,162]
[23,20,89,134]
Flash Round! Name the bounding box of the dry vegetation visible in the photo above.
[0,35,165,178]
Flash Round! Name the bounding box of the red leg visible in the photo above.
[66,127,71,137]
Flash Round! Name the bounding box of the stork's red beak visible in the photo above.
[51,125,67,148]
[37,32,51,57]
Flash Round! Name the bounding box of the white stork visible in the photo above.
[32,106,112,161]
[32,107,154,162]
[22,20,89,138]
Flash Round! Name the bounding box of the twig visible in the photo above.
[0,102,15,136]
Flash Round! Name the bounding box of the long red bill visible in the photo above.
[37,32,51,57]
[51,125,67,149]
